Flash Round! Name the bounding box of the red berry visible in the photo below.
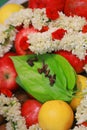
[21,99,42,127]
[64,0,87,19]
[29,0,65,12]
[15,27,38,55]
[0,88,12,97]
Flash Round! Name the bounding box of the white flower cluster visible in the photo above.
[0,8,87,60]
[27,11,87,61]
[0,24,16,57]
[4,8,87,60]
[28,28,60,54]
[49,12,86,32]
[0,94,27,130]
[72,125,87,130]
[75,94,87,124]
[6,8,49,30]
[28,29,87,60]
[71,88,87,130]
[1,92,87,130]
[0,94,42,130]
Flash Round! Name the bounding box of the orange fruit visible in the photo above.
[38,100,74,130]
[70,75,87,111]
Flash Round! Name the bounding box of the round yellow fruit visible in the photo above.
[70,75,87,111]
[38,100,74,130]
[0,3,24,24]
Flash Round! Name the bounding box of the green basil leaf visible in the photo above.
[11,54,76,103]
[55,54,77,90]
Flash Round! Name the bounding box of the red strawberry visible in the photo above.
[29,0,46,9]
[0,52,18,91]
[52,28,67,40]
[40,26,49,32]
[16,25,23,31]
[28,0,65,12]
[45,0,66,12]
[0,88,12,97]
[82,24,87,33]
[82,122,87,127]
[46,7,59,20]
[15,26,38,55]
[21,99,42,127]
[55,50,87,73]
[64,0,87,19]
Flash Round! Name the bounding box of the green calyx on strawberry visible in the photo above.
[15,26,38,55]
[55,50,87,73]
[29,0,65,12]
[0,52,18,91]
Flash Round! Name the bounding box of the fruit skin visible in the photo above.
[55,50,86,73]
[15,26,38,55]
[0,3,24,24]
[29,0,65,11]
[82,122,87,126]
[70,75,87,110]
[0,88,12,97]
[64,0,87,19]
[45,0,66,11]
[21,99,42,127]
[38,100,74,130]
[0,52,18,91]
[29,0,46,9]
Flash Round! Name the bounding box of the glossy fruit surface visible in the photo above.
[21,99,42,127]
[64,0,87,19]
[38,100,74,130]
[0,88,12,97]
[15,26,38,55]
[0,52,18,91]
[70,75,87,110]
[29,0,65,11]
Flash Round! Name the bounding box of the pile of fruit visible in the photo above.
[0,0,87,130]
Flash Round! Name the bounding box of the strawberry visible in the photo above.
[40,26,49,32]
[82,122,87,127]
[52,28,67,40]
[21,99,42,127]
[0,52,18,91]
[15,26,38,55]
[64,0,87,19]
[29,0,46,9]
[46,7,59,20]
[0,88,12,97]
[55,50,87,73]
[16,25,23,31]
[82,24,87,33]
[28,0,65,12]
[45,0,66,12]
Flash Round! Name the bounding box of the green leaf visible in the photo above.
[11,54,76,103]
[55,54,77,90]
